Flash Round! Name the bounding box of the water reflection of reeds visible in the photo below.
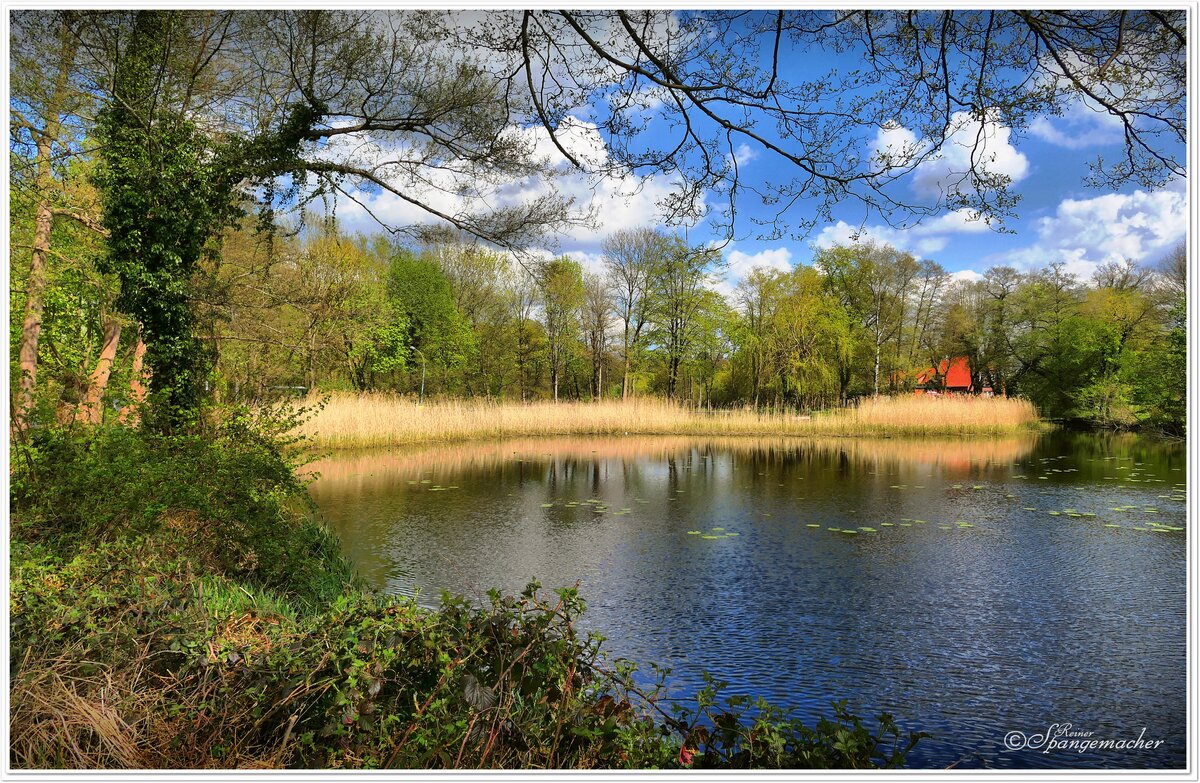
[308,434,1041,489]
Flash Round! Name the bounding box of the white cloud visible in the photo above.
[813,221,901,251]
[702,245,795,302]
[562,249,608,278]
[325,118,695,248]
[916,209,992,235]
[1028,101,1124,150]
[914,237,948,255]
[731,143,758,166]
[949,269,984,284]
[908,112,1030,199]
[993,185,1187,279]
[872,122,921,170]
[726,246,793,279]
[812,208,992,257]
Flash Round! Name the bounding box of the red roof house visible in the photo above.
[915,357,974,393]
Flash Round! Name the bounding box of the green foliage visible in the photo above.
[388,253,475,374]
[672,675,927,769]
[93,11,322,429]
[730,265,852,409]
[537,257,585,399]
[1129,297,1186,435]
[10,531,925,770]
[94,15,231,426]
[11,406,348,607]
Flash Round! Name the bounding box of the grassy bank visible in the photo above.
[10,416,926,769]
[297,394,1043,449]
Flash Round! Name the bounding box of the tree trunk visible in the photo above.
[119,335,149,425]
[621,321,630,400]
[78,319,121,424]
[14,19,78,431]
[16,189,53,429]
[873,329,882,396]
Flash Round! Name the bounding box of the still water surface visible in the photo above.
[309,432,1186,769]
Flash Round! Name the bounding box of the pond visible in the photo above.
[308,431,1186,769]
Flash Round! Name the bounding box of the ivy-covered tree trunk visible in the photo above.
[94,11,320,430]
[94,11,210,430]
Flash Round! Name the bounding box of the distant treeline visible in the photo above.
[12,206,1185,434]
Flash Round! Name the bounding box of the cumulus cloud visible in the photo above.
[562,249,608,278]
[873,112,1029,200]
[949,269,984,284]
[731,143,758,166]
[992,185,1187,280]
[1028,101,1124,150]
[701,245,794,302]
[812,208,992,257]
[726,246,792,278]
[916,209,992,235]
[327,117,695,248]
[872,123,921,170]
[909,111,1030,199]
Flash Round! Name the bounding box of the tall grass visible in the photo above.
[295,393,1043,449]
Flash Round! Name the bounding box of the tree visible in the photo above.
[904,260,950,374]
[93,10,322,428]
[684,289,733,407]
[422,233,521,395]
[1132,243,1186,434]
[496,10,1184,239]
[536,258,584,402]
[734,268,782,407]
[388,253,473,392]
[10,11,105,428]
[603,228,663,399]
[816,242,918,396]
[581,273,613,399]
[769,267,853,409]
[648,237,722,400]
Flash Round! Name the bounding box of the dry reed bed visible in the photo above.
[295,394,1042,449]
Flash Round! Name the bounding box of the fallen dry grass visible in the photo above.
[294,393,1043,449]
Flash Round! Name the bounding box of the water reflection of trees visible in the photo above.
[309,435,1042,491]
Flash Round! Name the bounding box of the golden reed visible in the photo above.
[294,393,1043,449]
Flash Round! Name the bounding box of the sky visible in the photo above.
[330,11,1189,298]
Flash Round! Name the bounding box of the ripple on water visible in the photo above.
[310,432,1186,769]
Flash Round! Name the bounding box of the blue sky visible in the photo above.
[331,11,1188,295]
